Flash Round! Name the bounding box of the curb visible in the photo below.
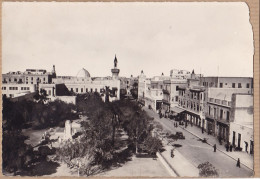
[156,152,179,177]
[180,126,254,171]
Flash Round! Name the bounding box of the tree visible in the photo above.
[142,136,163,155]
[198,162,219,177]
[33,89,48,104]
[2,131,33,174]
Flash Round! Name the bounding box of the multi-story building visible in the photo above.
[2,66,56,85]
[48,58,121,102]
[2,83,36,98]
[202,77,253,142]
[176,70,207,128]
[200,76,253,93]
[2,66,56,98]
[229,94,253,154]
[161,69,191,118]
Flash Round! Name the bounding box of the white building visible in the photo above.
[229,94,253,154]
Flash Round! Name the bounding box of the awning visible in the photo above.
[171,106,185,114]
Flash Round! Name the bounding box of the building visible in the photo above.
[176,70,206,128]
[2,66,56,98]
[2,83,36,98]
[161,69,191,118]
[138,72,171,111]
[229,94,253,154]
[2,65,56,86]
[200,76,253,93]
[202,77,253,142]
[45,56,121,102]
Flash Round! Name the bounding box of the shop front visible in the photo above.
[170,106,185,121]
[206,117,215,135]
[216,120,229,142]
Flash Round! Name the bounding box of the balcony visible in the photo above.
[162,89,170,95]
[208,98,231,107]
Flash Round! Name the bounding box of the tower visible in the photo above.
[111,55,120,79]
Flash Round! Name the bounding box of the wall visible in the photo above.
[229,122,253,152]
[233,94,253,125]
[52,96,77,104]
[2,83,36,98]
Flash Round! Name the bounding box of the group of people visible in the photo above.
[225,142,233,152]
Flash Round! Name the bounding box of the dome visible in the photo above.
[76,68,91,78]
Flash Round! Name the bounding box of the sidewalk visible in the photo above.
[180,125,253,170]
[159,141,199,177]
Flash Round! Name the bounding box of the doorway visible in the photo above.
[238,133,241,148]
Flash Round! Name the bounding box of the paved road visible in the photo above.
[145,108,254,177]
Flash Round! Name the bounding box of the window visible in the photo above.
[220,109,223,119]
[31,77,33,80]
[227,111,230,121]
[86,88,88,92]
[246,83,250,88]
[14,78,17,82]
[21,87,23,90]
[220,83,223,88]
[71,88,73,92]
[100,89,102,93]
[43,78,45,81]
[232,83,236,88]
[49,90,51,95]
[76,88,78,92]
[161,85,163,89]
[81,88,83,93]
[214,108,216,117]
[175,96,178,102]
[238,83,242,88]
[95,88,97,92]
[91,88,93,93]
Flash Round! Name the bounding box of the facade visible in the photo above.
[2,66,56,85]
[161,69,190,118]
[200,76,253,93]
[44,57,121,102]
[138,72,171,111]
[2,83,36,98]
[203,77,253,143]
[2,66,56,98]
[229,94,253,154]
[176,71,206,129]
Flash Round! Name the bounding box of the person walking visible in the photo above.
[236,158,241,168]
[213,144,217,152]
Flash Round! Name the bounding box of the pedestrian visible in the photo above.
[245,142,248,153]
[171,149,174,158]
[202,127,204,134]
[230,145,233,152]
[226,143,229,152]
[236,158,241,168]
[213,144,217,152]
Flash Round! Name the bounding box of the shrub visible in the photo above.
[198,161,219,177]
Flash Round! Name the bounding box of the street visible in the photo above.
[144,107,254,177]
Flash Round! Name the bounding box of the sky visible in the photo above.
[2,2,254,78]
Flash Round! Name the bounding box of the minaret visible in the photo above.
[111,55,120,79]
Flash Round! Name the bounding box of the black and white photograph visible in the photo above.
[2,2,256,177]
